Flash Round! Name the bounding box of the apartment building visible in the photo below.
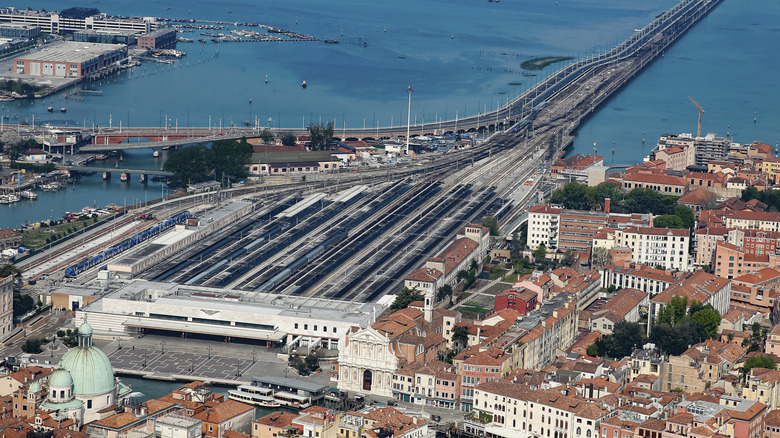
[612,227,691,271]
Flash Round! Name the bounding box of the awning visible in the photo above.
[122,317,287,341]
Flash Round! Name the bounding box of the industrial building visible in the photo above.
[0,7,155,34]
[14,41,127,78]
[73,29,137,45]
[69,279,385,350]
[0,23,39,39]
[137,28,176,49]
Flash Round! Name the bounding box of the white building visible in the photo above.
[465,380,610,438]
[527,205,560,251]
[72,279,384,351]
[613,227,691,271]
[337,327,398,397]
[600,263,682,296]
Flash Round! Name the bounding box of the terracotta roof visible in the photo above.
[679,188,716,205]
[91,412,141,429]
[475,381,609,419]
[193,400,255,423]
[143,399,177,415]
[623,173,688,186]
[255,411,299,427]
[405,267,443,283]
[765,409,780,427]
[223,431,251,438]
[529,205,561,215]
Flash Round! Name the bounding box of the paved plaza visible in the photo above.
[99,335,333,387]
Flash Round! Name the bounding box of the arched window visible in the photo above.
[576,427,581,436]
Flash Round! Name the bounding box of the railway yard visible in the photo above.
[15,0,698,304]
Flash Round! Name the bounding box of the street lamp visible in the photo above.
[406,86,413,154]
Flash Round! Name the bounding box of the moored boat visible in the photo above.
[227,385,280,407]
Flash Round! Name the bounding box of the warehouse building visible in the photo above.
[14,41,127,78]
[73,29,137,45]
[137,28,176,49]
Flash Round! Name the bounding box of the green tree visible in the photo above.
[390,287,424,311]
[436,284,453,301]
[452,326,469,352]
[510,230,523,260]
[280,132,297,146]
[13,291,35,317]
[550,181,588,210]
[656,296,688,326]
[586,343,599,357]
[259,129,275,144]
[690,305,721,340]
[163,144,215,185]
[623,188,677,216]
[744,355,777,373]
[674,205,695,229]
[653,214,684,228]
[482,216,499,236]
[592,247,610,269]
[742,186,760,202]
[212,138,253,184]
[610,321,645,358]
[21,338,43,354]
[0,264,20,277]
[534,244,547,260]
[307,122,334,150]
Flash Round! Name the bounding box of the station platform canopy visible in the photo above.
[122,317,287,342]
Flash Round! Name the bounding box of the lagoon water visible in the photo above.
[1,0,776,229]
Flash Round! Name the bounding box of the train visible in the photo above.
[512,101,547,132]
[64,211,192,278]
[254,230,349,293]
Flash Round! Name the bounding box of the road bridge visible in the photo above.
[67,0,721,155]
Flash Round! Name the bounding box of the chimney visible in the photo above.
[604,198,611,214]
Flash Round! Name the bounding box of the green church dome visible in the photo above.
[48,368,73,388]
[28,381,42,393]
[58,318,115,396]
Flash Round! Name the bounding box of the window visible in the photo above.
[295,323,299,329]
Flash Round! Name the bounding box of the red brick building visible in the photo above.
[494,287,537,316]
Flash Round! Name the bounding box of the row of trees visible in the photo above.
[163,138,253,186]
[550,181,690,217]
[588,297,721,358]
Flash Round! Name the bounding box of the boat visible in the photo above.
[6,194,19,203]
[274,391,312,409]
[301,80,307,88]
[120,173,129,182]
[47,107,53,112]
[324,39,339,44]
[60,107,66,112]
[20,190,37,200]
[0,195,9,204]
[198,38,207,43]
[227,385,280,407]
[41,182,63,191]
[153,150,160,157]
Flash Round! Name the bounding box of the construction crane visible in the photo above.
[688,96,704,137]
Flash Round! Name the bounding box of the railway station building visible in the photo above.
[72,279,385,351]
